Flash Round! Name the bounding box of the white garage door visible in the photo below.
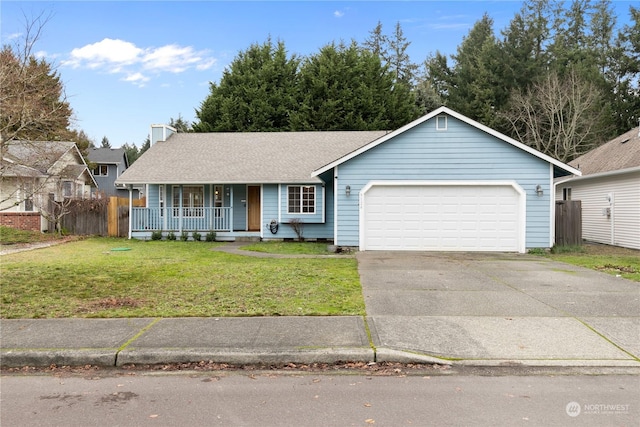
[362,183,523,252]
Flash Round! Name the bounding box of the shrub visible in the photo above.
[167,231,176,241]
[205,231,216,242]
[192,231,202,241]
[151,230,163,241]
[289,218,304,242]
[180,231,189,241]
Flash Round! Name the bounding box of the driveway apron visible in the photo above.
[358,251,640,365]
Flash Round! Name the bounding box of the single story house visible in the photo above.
[555,127,640,250]
[0,140,96,231]
[88,147,141,198]
[116,107,580,252]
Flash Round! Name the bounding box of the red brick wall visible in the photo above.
[0,212,41,231]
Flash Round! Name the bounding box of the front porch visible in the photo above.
[129,206,262,241]
[131,207,235,232]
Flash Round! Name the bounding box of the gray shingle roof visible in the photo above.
[88,147,128,166]
[116,131,387,185]
[2,141,76,174]
[569,127,640,175]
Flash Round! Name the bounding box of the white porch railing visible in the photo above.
[131,207,232,231]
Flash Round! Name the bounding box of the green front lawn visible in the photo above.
[545,244,640,282]
[0,238,364,319]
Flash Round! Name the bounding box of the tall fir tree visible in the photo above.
[193,38,300,132]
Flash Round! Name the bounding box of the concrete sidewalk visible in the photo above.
[2,313,639,368]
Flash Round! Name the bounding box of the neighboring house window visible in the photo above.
[172,185,204,217]
[288,186,315,214]
[93,165,108,176]
[62,181,73,198]
[22,184,34,211]
[436,115,447,131]
[563,188,572,201]
[159,185,164,217]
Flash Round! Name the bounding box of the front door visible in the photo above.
[247,186,261,231]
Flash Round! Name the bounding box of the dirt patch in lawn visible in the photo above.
[79,297,143,313]
[582,242,639,256]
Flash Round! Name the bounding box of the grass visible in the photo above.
[544,243,640,282]
[0,237,364,319]
[0,226,65,245]
[241,241,336,255]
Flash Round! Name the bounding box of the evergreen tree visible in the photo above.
[290,41,418,131]
[445,14,506,127]
[121,142,139,165]
[100,136,111,148]
[169,114,191,132]
[362,21,388,59]
[193,38,300,132]
[608,5,640,132]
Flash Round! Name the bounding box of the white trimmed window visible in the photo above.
[288,185,315,214]
[172,185,204,217]
[93,165,108,176]
[436,115,447,131]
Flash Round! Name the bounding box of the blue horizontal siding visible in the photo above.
[337,114,552,248]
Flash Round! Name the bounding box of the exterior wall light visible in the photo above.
[345,185,351,196]
[536,185,543,197]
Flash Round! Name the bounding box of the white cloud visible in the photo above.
[63,38,215,85]
[334,10,345,18]
[66,38,142,68]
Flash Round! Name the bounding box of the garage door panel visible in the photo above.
[363,184,521,252]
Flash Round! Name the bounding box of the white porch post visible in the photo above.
[229,186,234,232]
[127,185,133,239]
[179,185,183,233]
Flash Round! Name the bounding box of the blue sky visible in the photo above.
[1,1,636,148]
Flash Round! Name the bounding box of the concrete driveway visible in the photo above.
[358,251,640,366]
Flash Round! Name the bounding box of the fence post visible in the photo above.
[108,196,119,237]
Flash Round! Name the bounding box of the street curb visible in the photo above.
[375,348,453,365]
[451,359,640,368]
[1,350,117,367]
[116,348,375,366]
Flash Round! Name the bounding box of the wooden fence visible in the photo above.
[61,197,145,237]
[555,200,582,246]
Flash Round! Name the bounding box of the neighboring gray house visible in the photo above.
[88,147,139,198]
[116,107,580,252]
[555,127,640,250]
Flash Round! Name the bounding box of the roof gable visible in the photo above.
[1,140,97,186]
[312,106,580,177]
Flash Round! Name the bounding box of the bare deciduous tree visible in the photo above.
[501,68,605,162]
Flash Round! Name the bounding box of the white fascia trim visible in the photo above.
[312,106,581,178]
[556,166,640,184]
[358,180,527,254]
